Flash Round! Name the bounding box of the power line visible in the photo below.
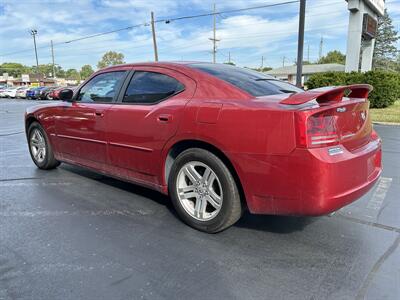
[2,21,347,65]
[158,1,299,23]
[0,0,299,57]
[1,23,346,65]
[62,24,147,45]
[0,3,344,56]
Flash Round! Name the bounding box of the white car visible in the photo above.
[4,87,19,98]
[16,87,29,98]
[0,87,8,97]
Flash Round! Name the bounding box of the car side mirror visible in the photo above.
[59,89,74,101]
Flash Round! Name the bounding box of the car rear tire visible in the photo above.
[168,148,242,233]
[28,122,60,170]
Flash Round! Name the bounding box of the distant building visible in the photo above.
[1,73,57,87]
[266,63,345,86]
[0,74,16,86]
[55,77,80,86]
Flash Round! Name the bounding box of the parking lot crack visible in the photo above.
[335,213,400,233]
[0,131,24,137]
[0,177,42,182]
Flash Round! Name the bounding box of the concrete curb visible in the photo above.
[373,121,400,126]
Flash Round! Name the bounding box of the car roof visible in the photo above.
[100,61,216,72]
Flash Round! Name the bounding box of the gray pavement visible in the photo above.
[0,98,399,300]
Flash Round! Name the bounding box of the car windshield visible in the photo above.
[189,63,302,96]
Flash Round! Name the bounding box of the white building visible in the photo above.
[266,64,345,85]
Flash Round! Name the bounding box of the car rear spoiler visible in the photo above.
[280,84,373,105]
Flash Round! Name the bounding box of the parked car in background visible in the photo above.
[4,87,19,98]
[24,62,382,233]
[16,87,30,99]
[26,88,36,99]
[26,87,47,100]
[0,87,7,97]
[39,87,57,100]
[48,86,76,100]
[47,86,65,100]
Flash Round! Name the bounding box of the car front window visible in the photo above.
[77,71,126,103]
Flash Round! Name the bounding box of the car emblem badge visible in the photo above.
[337,107,346,113]
[328,147,343,156]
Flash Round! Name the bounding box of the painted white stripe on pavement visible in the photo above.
[365,177,393,220]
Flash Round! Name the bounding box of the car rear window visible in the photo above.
[190,63,302,96]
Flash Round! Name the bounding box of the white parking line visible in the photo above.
[365,177,393,220]
[0,209,152,217]
[0,181,73,187]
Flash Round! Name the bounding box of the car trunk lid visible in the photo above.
[280,85,373,151]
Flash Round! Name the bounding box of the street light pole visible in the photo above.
[31,29,39,73]
[296,0,306,87]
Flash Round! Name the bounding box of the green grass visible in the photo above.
[370,101,400,123]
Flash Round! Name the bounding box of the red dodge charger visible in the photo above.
[25,62,382,232]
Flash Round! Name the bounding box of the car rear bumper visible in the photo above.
[234,138,382,216]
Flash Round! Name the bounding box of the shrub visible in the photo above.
[306,71,400,108]
[306,71,347,89]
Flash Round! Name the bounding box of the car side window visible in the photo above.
[123,71,184,104]
[77,71,126,103]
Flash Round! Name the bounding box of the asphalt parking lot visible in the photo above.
[0,98,399,300]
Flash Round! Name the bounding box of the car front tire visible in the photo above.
[28,122,60,170]
[168,148,242,233]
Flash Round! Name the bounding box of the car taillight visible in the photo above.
[296,111,339,148]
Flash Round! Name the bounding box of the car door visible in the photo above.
[55,70,128,170]
[105,67,196,186]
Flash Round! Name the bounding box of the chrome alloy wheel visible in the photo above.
[176,161,223,221]
[30,129,46,163]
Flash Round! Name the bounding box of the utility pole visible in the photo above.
[228,52,231,64]
[319,36,324,60]
[209,3,220,63]
[282,56,286,67]
[30,29,39,74]
[307,44,310,62]
[261,56,264,69]
[51,40,56,78]
[295,0,306,87]
[150,11,158,62]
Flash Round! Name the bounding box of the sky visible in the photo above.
[0,0,399,71]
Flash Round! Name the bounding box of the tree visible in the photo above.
[65,68,80,80]
[373,9,399,70]
[251,67,272,72]
[0,62,31,77]
[97,51,125,69]
[37,64,60,78]
[224,62,235,66]
[318,50,346,64]
[80,64,94,79]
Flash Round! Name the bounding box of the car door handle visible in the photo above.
[157,114,172,123]
[95,111,104,117]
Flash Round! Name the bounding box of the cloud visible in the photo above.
[1,0,387,69]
